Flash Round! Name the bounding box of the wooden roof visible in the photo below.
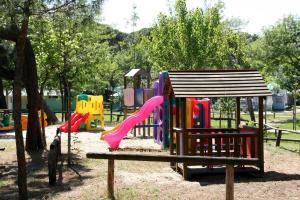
[167,70,272,98]
[125,69,148,77]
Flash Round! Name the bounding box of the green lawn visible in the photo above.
[240,112,300,130]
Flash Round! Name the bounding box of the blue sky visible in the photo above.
[101,0,300,34]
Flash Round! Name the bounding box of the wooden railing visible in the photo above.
[258,123,300,146]
[86,152,258,200]
[173,128,259,159]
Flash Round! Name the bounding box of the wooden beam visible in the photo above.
[188,132,257,139]
[181,98,189,180]
[124,77,127,89]
[258,97,264,174]
[186,128,238,132]
[226,165,234,200]
[169,94,175,167]
[236,97,240,129]
[275,130,283,147]
[86,153,259,165]
[107,159,114,199]
[264,138,300,143]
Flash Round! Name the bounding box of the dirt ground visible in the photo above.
[0,125,300,200]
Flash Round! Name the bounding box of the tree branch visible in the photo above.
[31,0,76,15]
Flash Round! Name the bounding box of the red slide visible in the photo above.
[59,112,89,133]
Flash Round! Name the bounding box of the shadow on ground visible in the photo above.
[190,169,300,186]
[0,151,93,199]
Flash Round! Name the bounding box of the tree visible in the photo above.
[1,1,44,152]
[45,3,105,120]
[0,0,103,198]
[1,0,33,198]
[146,0,231,70]
[250,15,300,129]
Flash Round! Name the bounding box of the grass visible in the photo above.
[211,111,300,130]
[264,131,300,153]
[240,112,300,130]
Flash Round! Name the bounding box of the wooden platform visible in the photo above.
[176,163,259,178]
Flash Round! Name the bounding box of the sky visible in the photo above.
[101,0,300,34]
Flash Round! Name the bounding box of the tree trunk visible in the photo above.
[247,97,256,122]
[14,2,31,197]
[63,83,69,121]
[14,55,28,200]
[41,99,58,124]
[293,93,297,130]
[59,79,64,122]
[23,39,44,151]
[0,78,7,109]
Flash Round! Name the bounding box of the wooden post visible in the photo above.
[124,76,127,89]
[169,94,174,167]
[175,98,180,172]
[264,97,267,125]
[142,121,146,138]
[147,116,151,137]
[219,103,222,128]
[236,97,240,129]
[67,85,71,166]
[107,159,115,199]
[48,148,58,186]
[181,98,189,180]
[225,165,234,200]
[124,107,128,119]
[258,97,264,174]
[133,107,136,137]
[275,130,282,147]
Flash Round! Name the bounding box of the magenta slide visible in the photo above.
[104,96,164,149]
[59,113,89,133]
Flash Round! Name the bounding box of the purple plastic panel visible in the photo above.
[158,72,164,95]
[153,80,160,141]
[143,88,154,102]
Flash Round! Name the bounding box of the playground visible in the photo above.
[0,125,300,199]
[1,1,300,199]
[0,69,300,199]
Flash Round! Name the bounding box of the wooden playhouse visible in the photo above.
[163,70,271,179]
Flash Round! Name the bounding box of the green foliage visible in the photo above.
[30,1,115,95]
[145,0,247,71]
[250,15,300,96]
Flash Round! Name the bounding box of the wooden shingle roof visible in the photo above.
[168,70,272,98]
[125,69,147,77]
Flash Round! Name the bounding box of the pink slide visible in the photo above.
[59,112,89,133]
[104,96,164,149]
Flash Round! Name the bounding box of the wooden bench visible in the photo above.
[86,152,258,200]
